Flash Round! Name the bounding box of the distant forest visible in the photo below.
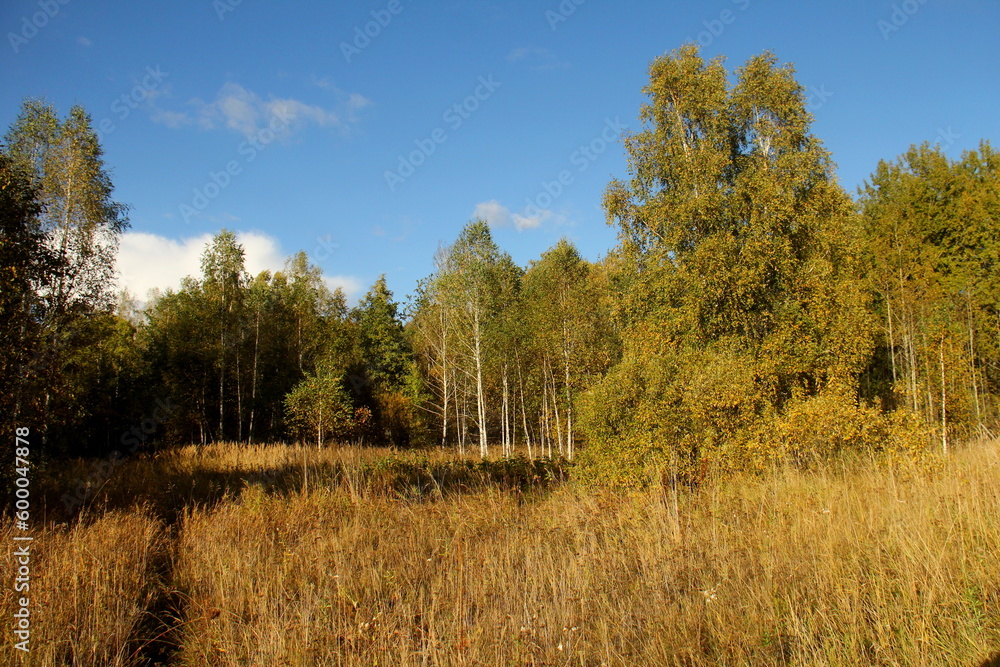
[2,46,997,483]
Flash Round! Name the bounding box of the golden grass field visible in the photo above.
[2,440,999,666]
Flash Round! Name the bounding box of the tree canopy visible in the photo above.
[4,49,996,480]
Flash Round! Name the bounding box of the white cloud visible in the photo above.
[472,200,556,231]
[149,108,190,130]
[346,92,371,111]
[473,200,512,228]
[323,275,364,297]
[512,210,550,231]
[201,82,263,134]
[238,230,288,277]
[312,77,373,112]
[116,230,363,303]
[116,232,208,300]
[76,36,93,47]
[150,82,370,137]
[506,46,532,62]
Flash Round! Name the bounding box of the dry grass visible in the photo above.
[35,443,563,525]
[3,440,999,665]
[0,510,163,666]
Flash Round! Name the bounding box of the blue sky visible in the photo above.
[1,0,997,307]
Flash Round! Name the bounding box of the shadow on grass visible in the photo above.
[980,652,1000,667]
[31,450,571,526]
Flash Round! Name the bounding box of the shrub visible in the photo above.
[284,373,354,446]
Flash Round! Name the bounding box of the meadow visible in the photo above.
[3,440,999,666]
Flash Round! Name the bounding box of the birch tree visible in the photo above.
[2,100,131,452]
[411,220,519,456]
[860,140,1000,441]
[4,100,129,316]
[583,46,874,483]
[0,152,60,439]
[200,230,248,441]
[523,239,613,459]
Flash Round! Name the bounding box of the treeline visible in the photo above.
[860,144,1000,447]
[409,225,618,458]
[142,238,412,447]
[2,46,997,476]
[129,222,618,455]
[579,46,999,483]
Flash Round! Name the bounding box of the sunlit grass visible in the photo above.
[3,439,999,665]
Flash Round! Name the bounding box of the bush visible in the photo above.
[284,373,354,446]
[576,352,935,488]
[742,390,928,470]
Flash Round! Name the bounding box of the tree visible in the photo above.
[582,46,875,484]
[860,141,1000,443]
[409,221,521,456]
[201,229,249,441]
[2,100,131,453]
[143,239,362,446]
[245,270,273,443]
[144,279,217,444]
[0,151,60,438]
[353,275,409,390]
[522,239,618,459]
[440,220,520,457]
[281,251,334,374]
[409,250,458,448]
[351,275,413,445]
[284,364,354,447]
[4,99,129,316]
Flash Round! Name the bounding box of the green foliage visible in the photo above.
[409,219,524,456]
[859,141,1000,439]
[6,62,996,475]
[581,45,877,485]
[144,239,360,446]
[353,275,409,391]
[350,275,415,446]
[281,250,339,373]
[144,279,216,443]
[0,151,55,440]
[284,367,354,447]
[521,239,620,458]
[1,100,133,455]
[4,99,129,314]
[409,228,618,458]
